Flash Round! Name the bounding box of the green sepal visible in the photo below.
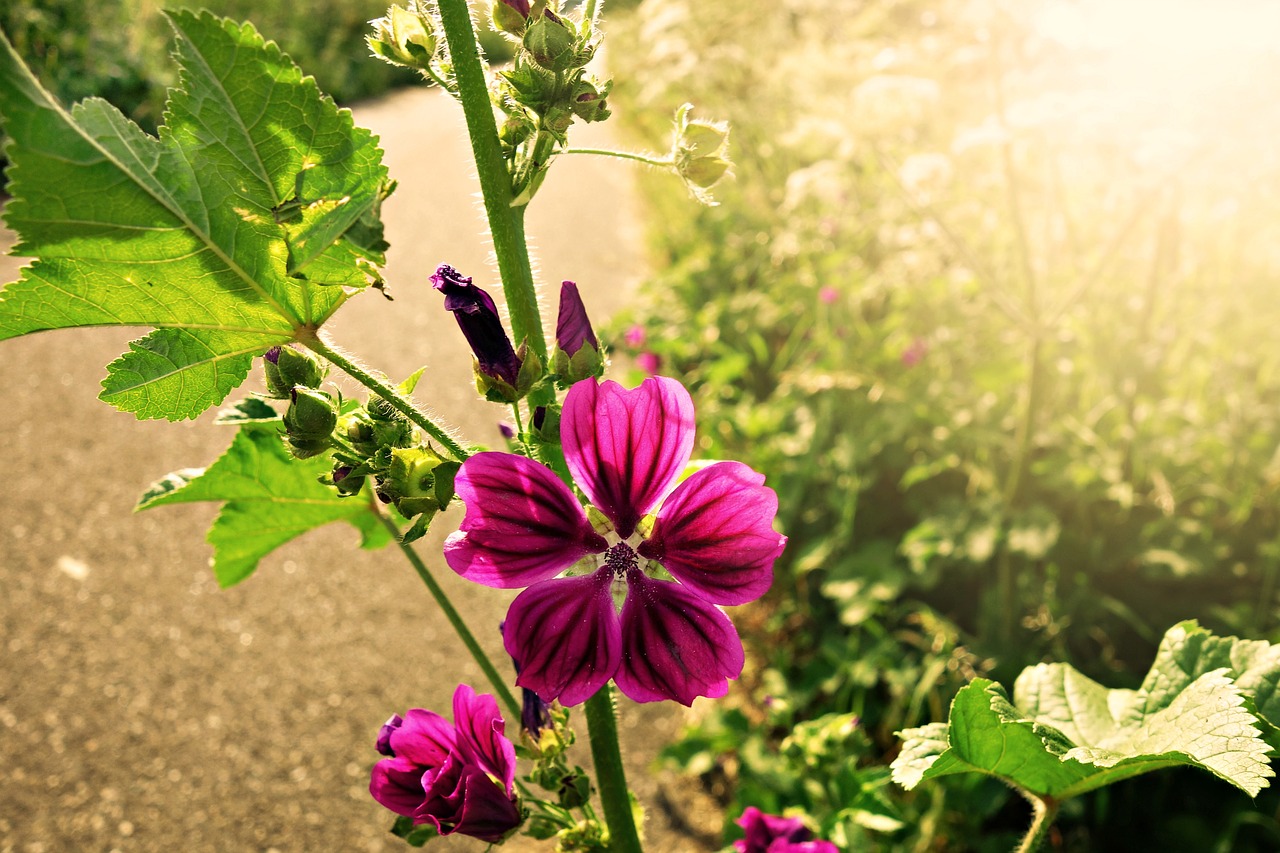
[390,815,439,847]
[263,345,327,398]
[215,397,281,425]
[523,13,577,72]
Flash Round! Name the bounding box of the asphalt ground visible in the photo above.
[0,86,718,852]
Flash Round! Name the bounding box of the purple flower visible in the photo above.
[555,281,599,356]
[499,0,530,17]
[901,337,927,367]
[623,324,646,348]
[636,352,661,375]
[818,286,839,305]
[431,264,522,387]
[734,807,838,853]
[445,377,786,706]
[369,685,522,843]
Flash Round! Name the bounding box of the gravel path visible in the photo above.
[0,86,713,852]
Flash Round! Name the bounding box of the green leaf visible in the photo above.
[136,424,389,586]
[0,11,388,420]
[893,623,1278,800]
[390,815,439,846]
[214,397,280,424]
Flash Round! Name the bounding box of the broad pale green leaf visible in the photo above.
[137,424,390,586]
[0,11,388,420]
[893,623,1278,800]
[214,396,281,425]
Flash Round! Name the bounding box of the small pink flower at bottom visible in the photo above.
[734,807,838,853]
[445,377,786,706]
[369,685,522,843]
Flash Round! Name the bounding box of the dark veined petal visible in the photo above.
[388,708,456,767]
[638,461,785,606]
[421,760,522,843]
[450,684,517,794]
[562,377,695,538]
[446,452,607,588]
[614,573,746,705]
[503,570,622,706]
[370,755,429,817]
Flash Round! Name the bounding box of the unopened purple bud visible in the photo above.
[498,422,517,440]
[555,281,599,357]
[532,406,547,431]
[334,465,353,483]
[500,0,530,17]
[376,714,403,756]
[264,346,282,364]
[521,687,553,739]
[432,264,522,387]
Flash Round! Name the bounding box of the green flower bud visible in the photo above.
[672,104,734,201]
[570,79,611,123]
[543,103,575,135]
[380,446,446,517]
[263,345,326,399]
[328,464,366,497]
[680,120,729,157]
[523,12,577,72]
[491,0,528,37]
[283,388,337,458]
[680,155,731,189]
[367,4,437,69]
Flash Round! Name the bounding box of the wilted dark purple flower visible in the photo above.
[734,807,838,853]
[370,685,522,843]
[432,264,521,387]
[446,377,786,706]
[555,281,599,356]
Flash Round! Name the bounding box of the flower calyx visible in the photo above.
[367,3,438,70]
[262,345,326,399]
[672,103,734,204]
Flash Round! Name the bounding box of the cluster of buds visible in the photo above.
[489,0,612,204]
[263,346,337,459]
[671,103,733,204]
[330,376,460,544]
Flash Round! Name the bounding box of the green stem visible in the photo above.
[584,0,604,29]
[564,146,674,168]
[584,687,643,853]
[1015,792,1058,853]
[378,511,521,720]
[304,332,470,462]
[436,0,545,362]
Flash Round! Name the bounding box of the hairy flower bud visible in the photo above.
[570,79,611,123]
[367,4,437,69]
[523,11,577,72]
[283,388,338,458]
[263,345,326,399]
[673,104,734,202]
[551,281,603,384]
[379,445,448,518]
[432,264,524,394]
[491,0,529,36]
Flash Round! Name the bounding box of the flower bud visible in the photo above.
[523,11,577,72]
[283,388,338,458]
[330,464,366,497]
[379,445,447,517]
[263,345,326,399]
[673,104,734,202]
[432,264,524,392]
[551,281,603,384]
[570,79,611,123]
[491,0,529,36]
[367,4,437,69]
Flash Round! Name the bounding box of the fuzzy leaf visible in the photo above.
[0,11,388,420]
[137,424,389,586]
[893,623,1278,800]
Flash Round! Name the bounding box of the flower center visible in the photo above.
[602,542,639,578]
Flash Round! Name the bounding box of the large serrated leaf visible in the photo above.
[893,623,1278,800]
[137,424,390,586]
[0,11,389,420]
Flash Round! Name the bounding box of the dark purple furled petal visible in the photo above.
[450,684,517,794]
[614,573,746,705]
[370,755,429,818]
[388,708,456,767]
[562,377,696,538]
[420,760,523,843]
[431,264,521,387]
[555,281,599,356]
[446,452,608,589]
[499,0,530,18]
[376,714,404,756]
[503,570,622,706]
[638,461,786,606]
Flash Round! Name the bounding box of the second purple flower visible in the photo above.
[445,376,786,706]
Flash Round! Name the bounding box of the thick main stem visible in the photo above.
[379,511,521,720]
[303,332,470,462]
[436,0,545,362]
[584,688,643,853]
[1015,792,1058,853]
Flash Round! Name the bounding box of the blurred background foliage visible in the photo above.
[608,0,1280,849]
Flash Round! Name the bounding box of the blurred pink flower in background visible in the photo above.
[818,286,839,304]
[624,324,647,348]
[636,351,662,375]
[901,337,928,367]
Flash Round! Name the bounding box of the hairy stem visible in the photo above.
[436,0,545,361]
[379,511,521,720]
[564,146,674,167]
[304,332,470,462]
[584,687,643,853]
[1015,792,1059,853]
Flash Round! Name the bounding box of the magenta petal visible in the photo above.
[503,571,622,706]
[562,377,695,538]
[638,461,786,606]
[450,685,517,794]
[614,574,746,705]
[389,708,456,767]
[446,452,607,588]
[370,756,428,817]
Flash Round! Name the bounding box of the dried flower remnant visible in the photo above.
[369,685,522,842]
[445,377,786,706]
